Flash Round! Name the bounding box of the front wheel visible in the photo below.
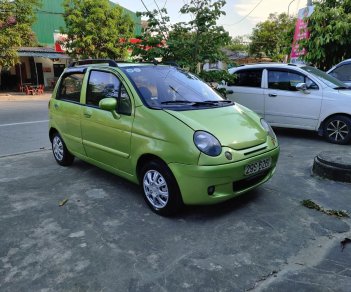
[140,161,183,216]
[323,115,351,144]
[52,132,74,166]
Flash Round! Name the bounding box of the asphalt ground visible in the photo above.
[0,97,351,291]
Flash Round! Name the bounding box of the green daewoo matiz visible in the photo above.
[49,59,280,216]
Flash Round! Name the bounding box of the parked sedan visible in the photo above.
[220,63,351,144]
[327,59,351,86]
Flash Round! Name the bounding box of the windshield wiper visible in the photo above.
[161,100,193,104]
[203,100,233,104]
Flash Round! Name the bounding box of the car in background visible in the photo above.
[327,59,351,86]
[220,63,351,144]
[49,59,280,216]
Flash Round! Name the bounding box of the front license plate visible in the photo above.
[244,157,272,176]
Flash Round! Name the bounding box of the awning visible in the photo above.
[18,51,71,59]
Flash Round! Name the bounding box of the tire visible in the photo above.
[323,115,351,145]
[51,132,74,166]
[140,160,183,216]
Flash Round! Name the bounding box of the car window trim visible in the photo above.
[230,68,264,88]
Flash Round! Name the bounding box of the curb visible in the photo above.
[0,148,51,159]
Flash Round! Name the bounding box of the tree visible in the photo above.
[302,0,351,70]
[226,36,250,52]
[132,0,230,73]
[249,13,296,61]
[0,0,39,68]
[61,0,134,60]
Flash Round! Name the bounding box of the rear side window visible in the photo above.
[330,64,351,82]
[229,69,263,87]
[57,73,84,102]
[268,70,318,91]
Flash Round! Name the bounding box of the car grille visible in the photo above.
[233,170,270,192]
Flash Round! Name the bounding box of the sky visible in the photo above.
[114,0,308,38]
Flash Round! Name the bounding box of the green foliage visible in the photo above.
[302,0,351,70]
[301,199,349,218]
[61,0,134,60]
[226,36,249,52]
[0,0,40,68]
[132,0,230,73]
[249,13,296,61]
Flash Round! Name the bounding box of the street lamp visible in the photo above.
[288,0,296,16]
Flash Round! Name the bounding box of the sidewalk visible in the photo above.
[0,91,52,101]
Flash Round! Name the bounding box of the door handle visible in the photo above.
[84,113,92,118]
[269,93,277,97]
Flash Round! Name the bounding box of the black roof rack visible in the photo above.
[68,59,118,68]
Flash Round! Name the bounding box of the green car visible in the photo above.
[49,59,280,216]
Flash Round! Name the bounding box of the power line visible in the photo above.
[223,0,265,26]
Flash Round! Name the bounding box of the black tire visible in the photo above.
[51,132,74,166]
[323,115,351,145]
[140,160,183,216]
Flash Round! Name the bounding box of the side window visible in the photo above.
[229,69,263,88]
[268,70,318,91]
[119,85,132,115]
[331,64,351,82]
[57,73,84,102]
[87,70,132,115]
[87,71,120,107]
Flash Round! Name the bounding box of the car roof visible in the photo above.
[231,63,306,70]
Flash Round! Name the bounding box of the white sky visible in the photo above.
[114,0,308,37]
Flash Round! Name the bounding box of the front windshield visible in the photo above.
[301,66,348,89]
[121,65,229,109]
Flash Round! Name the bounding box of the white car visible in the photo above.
[220,63,351,144]
[327,59,351,86]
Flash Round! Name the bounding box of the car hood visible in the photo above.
[164,105,267,150]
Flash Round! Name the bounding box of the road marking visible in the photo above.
[0,120,49,127]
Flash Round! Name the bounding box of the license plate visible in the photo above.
[244,157,272,176]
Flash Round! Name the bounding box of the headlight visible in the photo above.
[261,119,277,140]
[194,131,222,156]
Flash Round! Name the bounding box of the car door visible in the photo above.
[80,69,134,174]
[264,68,322,129]
[226,69,265,116]
[51,70,86,155]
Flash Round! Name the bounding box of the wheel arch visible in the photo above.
[318,113,351,133]
[49,127,59,142]
[136,154,169,183]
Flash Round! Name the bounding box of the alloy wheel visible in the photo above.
[143,170,169,209]
[326,120,349,143]
[53,136,64,161]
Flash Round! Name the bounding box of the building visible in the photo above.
[1,0,141,91]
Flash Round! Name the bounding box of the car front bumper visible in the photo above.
[168,146,280,205]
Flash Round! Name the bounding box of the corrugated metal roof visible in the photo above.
[32,0,141,46]
[18,47,70,59]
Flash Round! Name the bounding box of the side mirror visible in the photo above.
[296,83,308,92]
[226,89,234,94]
[99,98,120,119]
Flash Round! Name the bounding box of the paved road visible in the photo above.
[0,100,51,157]
[1,122,351,291]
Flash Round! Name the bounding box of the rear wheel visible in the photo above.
[140,160,183,216]
[323,115,351,144]
[52,132,74,166]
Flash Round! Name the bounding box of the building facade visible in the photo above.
[1,0,141,91]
